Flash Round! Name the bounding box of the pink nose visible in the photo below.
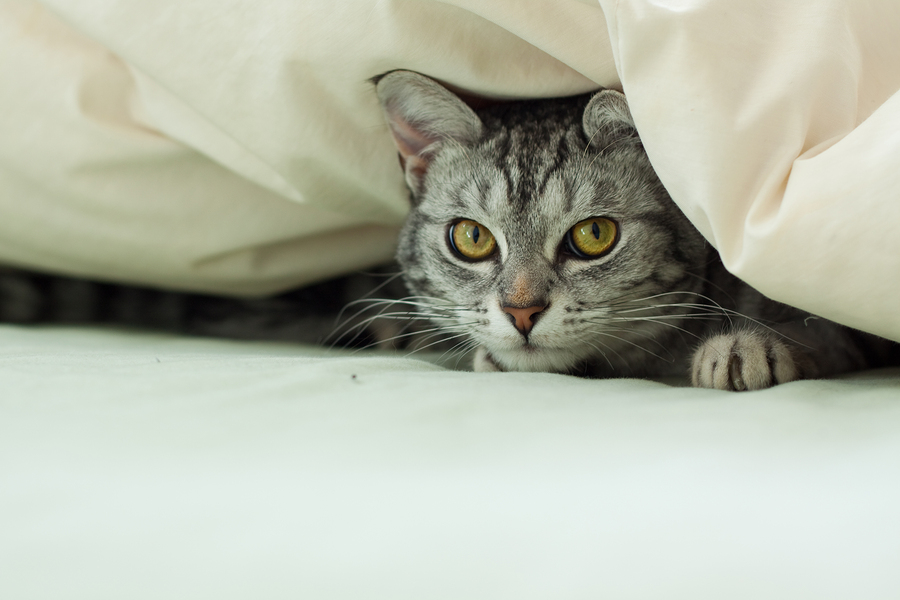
[502,305,546,335]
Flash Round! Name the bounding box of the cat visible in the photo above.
[0,265,408,350]
[1,70,896,390]
[373,70,899,390]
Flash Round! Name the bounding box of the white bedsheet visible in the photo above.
[2,325,900,598]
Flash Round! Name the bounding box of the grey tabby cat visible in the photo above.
[374,70,898,390]
[0,265,406,349]
[1,70,895,389]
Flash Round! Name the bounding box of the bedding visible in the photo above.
[2,324,900,598]
[3,0,898,341]
[0,0,610,296]
[599,0,900,342]
[3,1,900,596]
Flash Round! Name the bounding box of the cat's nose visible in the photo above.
[502,305,546,336]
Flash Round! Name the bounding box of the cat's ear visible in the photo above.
[375,70,483,198]
[582,89,639,148]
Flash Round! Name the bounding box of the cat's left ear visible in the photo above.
[582,89,639,148]
[375,70,483,199]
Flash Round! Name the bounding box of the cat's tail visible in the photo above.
[0,266,407,348]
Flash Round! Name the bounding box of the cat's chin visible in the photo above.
[478,344,581,374]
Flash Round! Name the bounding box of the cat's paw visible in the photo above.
[473,347,504,372]
[691,330,803,391]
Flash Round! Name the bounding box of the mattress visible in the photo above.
[3,324,899,599]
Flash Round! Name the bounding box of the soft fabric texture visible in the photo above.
[2,324,900,599]
[0,0,611,295]
[599,0,900,342]
[2,0,898,340]
[3,5,900,594]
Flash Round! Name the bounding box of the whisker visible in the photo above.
[327,295,471,347]
[607,294,813,350]
[602,316,706,344]
[608,311,722,320]
[376,323,476,349]
[328,309,428,348]
[581,339,616,371]
[338,297,466,315]
[348,322,478,354]
[403,330,474,358]
[602,325,679,361]
[438,336,481,368]
[583,137,629,173]
[581,124,605,160]
[591,330,674,363]
[595,320,674,350]
[683,271,737,305]
[454,339,483,369]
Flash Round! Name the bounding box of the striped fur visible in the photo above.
[1,71,895,390]
[376,71,898,389]
[0,266,406,349]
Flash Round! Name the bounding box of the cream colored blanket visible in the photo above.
[2,0,899,343]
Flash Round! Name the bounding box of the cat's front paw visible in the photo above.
[473,347,504,373]
[691,330,803,391]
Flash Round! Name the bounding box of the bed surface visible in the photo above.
[3,324,899,598]
[4,2,900,596]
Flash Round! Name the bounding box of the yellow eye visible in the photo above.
[568,217,618,257]
[450,219,497,260]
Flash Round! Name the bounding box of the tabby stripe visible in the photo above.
[536,131,570,198]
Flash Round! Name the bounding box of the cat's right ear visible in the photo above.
[374,71,483,198]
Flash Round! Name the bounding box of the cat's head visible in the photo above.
[375,71,708,374]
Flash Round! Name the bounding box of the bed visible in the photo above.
[2,1,900,597]
[3,324,900,598]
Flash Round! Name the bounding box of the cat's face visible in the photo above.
[376,71,708,374]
